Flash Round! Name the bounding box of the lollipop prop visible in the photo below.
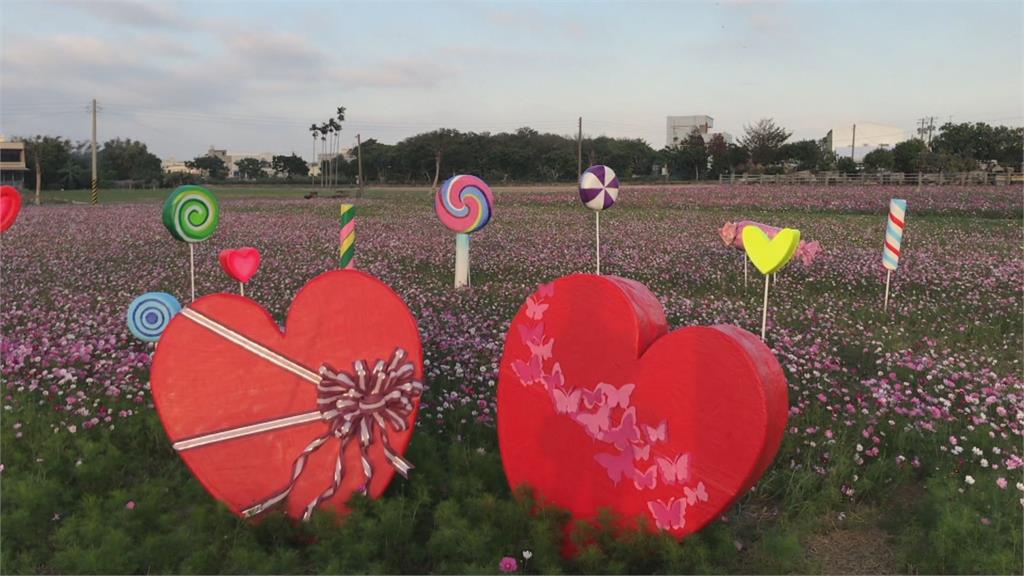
[435,175,493,288]
[882,199,907,312]
[339,203,355,269]
[219,247,261,297]
[163,185,219,301]
[127,292,182,342]
[579,165,619,275]
[742,225,800,340]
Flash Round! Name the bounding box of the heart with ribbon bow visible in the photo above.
[150,270,423,520]
[497,274,788,542]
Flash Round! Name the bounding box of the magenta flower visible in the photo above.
[499,556,518,573]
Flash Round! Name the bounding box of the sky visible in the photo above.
[1,0,1021,161]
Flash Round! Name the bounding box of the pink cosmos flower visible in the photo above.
[499,556,518,573]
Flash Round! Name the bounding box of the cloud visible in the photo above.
[332,58,454,89]
[55,0,183,28]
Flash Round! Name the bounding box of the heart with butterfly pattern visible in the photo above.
[497,274,788,540]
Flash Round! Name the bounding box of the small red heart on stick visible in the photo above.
[219,247,261,284]
[0,185,23,233]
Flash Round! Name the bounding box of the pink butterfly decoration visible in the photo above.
[596,383,635,409]
[594,449,634,485]
[553,388,581,414]
[657,453,690,486]
[601,406,640,450]
[581,387,604,409]
[525,296,549,320]
[541,362,564,390]
[632,464,658,490]
[684,481,709,506]
[511,355,543,386]
[644,420,667,444]
[527,336,553,360]
[574,405,611,439]
[647,497,686,531]
[517,323,544,346]
[537,282,555,298]
[628,442,651,462]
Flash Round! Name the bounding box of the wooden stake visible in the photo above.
[240,282,245,297]
[884,269,892,312]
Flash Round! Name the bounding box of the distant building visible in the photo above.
[205,147,275,178]
[161,157,201,175]
[0,136,28,189]
[666,116,733,148]
[825,123,908,160]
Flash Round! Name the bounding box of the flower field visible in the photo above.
[1,184,1021,574]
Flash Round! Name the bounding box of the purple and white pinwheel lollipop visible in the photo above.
[579,165,619,211]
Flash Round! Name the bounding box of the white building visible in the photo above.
[161,157,201,175]
[666,116,733,148]
[207,147,276,178]
[825,123,908,160]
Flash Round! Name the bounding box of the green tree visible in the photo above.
[99,138,161,183]
[186,154,228,180]
[739,118,792,166]
[725,144,750,174]
[661,128,707,179]
[272,154,310,178]
[836,156,857,173]
[706,133,729,177]
[20,135,71,190]
[778,139,822,172]
[892,139,928,173]
[932,122,1023,170]
[235,157,268,180]
[862,148,895,172]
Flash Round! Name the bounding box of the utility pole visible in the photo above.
[356,133,364,199]
[577,117,583,178]
[91,98,98,205]
[850,123,856,163]
[927,117,935,146]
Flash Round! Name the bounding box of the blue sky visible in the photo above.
[1,0,1020,160]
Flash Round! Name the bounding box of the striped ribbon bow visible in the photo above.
[242,349,424,520]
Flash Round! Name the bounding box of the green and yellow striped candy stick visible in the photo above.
[339,204,355,269]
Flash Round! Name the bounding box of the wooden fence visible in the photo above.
[718,172,1021,186]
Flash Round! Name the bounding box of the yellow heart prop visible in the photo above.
[743,226,801,275]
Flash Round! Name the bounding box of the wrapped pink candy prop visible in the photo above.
[720,221,821,267]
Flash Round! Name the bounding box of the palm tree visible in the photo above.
[329,119,341,188]
[308,124,319,186]
[335,107,346,188]
[320,122,330,187]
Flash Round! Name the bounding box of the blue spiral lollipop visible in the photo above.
[127,292,182,342]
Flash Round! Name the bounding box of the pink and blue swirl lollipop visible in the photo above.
[435,175,494,234]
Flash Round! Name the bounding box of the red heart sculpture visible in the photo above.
[150,270,423,520]
[0,185,22,233]
[219,247,261,284]
[498,274,788,539]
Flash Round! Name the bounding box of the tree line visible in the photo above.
[12,119,1020,190]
